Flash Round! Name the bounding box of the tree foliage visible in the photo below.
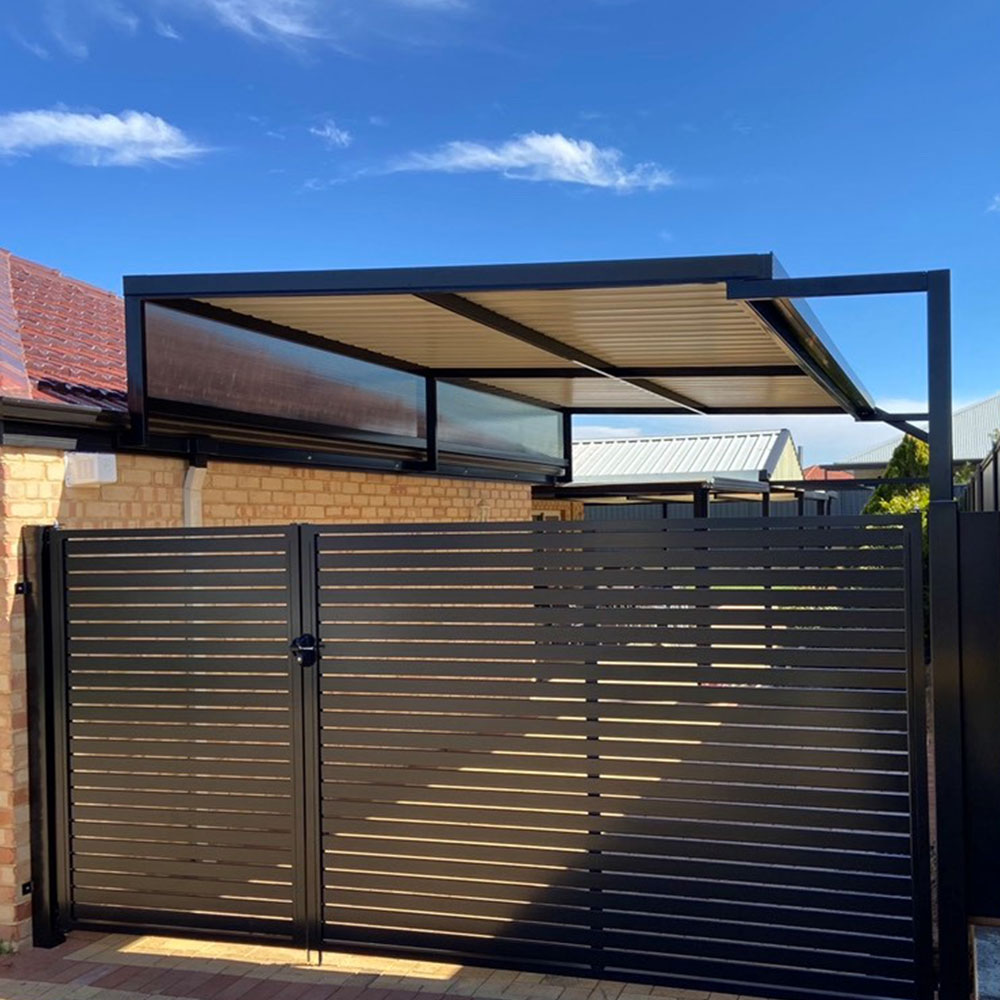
[863,435,930,552]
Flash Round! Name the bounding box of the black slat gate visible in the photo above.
[39,516,932,1000]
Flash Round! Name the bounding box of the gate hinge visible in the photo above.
[14,581,31,596]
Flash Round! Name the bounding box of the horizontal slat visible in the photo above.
[319,658,908,689]
[318,712,910,750]
[319,641,905,669]
[320,679,907,710]
[69,587,289,606]
[72,822,293,850]
[67,534,290,555]
[73,839,291,865]
[70,605,289,623]
[318,567,904,589]
[320,731,909,770]
[321,605,906,630]
[68,571,288,590]
[68,657,287,674]
[321,696,908,730]
[67,553,289,572]
[68,640,288,656]
[69,672,290,691]
[70,722,291,743]
[323,785,909,835]
[71,772,292,795]
[71,805,294,830]
[71,707,290,725]
[317,526,908,552]
[319,587,909,610]
[319,622,906,650]
[68,623,288,639]
[70,690,290,710]
[322,821,910,874]
[71,756,293,778]
[323,755,908,796]
[71,787,292,812]
[72,887,293,918]
[71,739,292,761]
[318,547,905,571]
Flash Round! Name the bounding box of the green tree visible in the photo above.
[863,434,930,552]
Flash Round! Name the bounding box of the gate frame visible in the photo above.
[28,515,936,1000]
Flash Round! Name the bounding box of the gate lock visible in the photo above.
[290,633,318,668]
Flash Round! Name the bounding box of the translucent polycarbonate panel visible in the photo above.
[438,381,563,461]
[144,304,423,439]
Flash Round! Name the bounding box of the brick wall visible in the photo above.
[0,447,532,946]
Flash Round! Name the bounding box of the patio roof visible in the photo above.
[124,253,876,419]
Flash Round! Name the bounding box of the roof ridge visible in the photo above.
[575,429,785,445]
[8,250,121,301]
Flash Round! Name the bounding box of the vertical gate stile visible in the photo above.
[288,524,324,955]
[48,528,73,935]
[904,516,935,999]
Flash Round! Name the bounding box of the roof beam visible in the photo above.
[727,272,930,300]
[415,292,708,414]
[433,364,806,379]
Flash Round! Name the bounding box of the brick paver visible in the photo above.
[0,933,772,1000]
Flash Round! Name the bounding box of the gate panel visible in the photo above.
[53,527,303,940]
[314,516,930,1000]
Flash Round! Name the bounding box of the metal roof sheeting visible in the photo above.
[844,392,1000,466]
[571,430,791,483]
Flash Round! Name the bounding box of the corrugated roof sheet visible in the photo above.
[572,430,788,483]
[0,248,127,411]
[843,392,1000,466]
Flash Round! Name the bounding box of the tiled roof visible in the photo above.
[572,430,789,483]
[803,464,854,481]
[842,392,1000,466]
[0,249,127,411]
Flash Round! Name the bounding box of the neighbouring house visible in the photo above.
[532,429,840,518]
[803,463,855,481]
[837,391,1000,476]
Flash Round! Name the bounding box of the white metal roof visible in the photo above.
[843,391,1000,467]
[571,429,791,484]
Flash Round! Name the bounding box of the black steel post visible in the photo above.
[124,295,148,446]
[560,412,574,484]
[25,527,65,947]
[425,377,439,473]
[927,269,970,1000]
[693,487,710,519]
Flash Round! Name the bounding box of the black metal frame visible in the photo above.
[29,514,935,1000]
[121,254,905,484]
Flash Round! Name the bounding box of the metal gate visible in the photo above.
[35,516,933,1000]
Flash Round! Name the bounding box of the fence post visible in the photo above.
[927,269,971,999]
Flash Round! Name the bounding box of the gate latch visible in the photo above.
[290,634,318,668]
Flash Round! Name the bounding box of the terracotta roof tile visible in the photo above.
[0,248,126,410]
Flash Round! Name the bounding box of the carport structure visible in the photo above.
[28,255,966,1000]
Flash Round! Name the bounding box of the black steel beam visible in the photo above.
[569,406,844,415]
[416,292,708,414]
[728,272,930,300]
[124,253,775,299]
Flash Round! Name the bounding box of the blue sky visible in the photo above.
[1,0,999,464]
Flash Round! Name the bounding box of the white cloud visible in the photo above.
[393,132,673,191]
[989,194,1000,213]
[310,119,352,148]
[0,109,206,166]
[154,19,182,38]
[184,0,325,40]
